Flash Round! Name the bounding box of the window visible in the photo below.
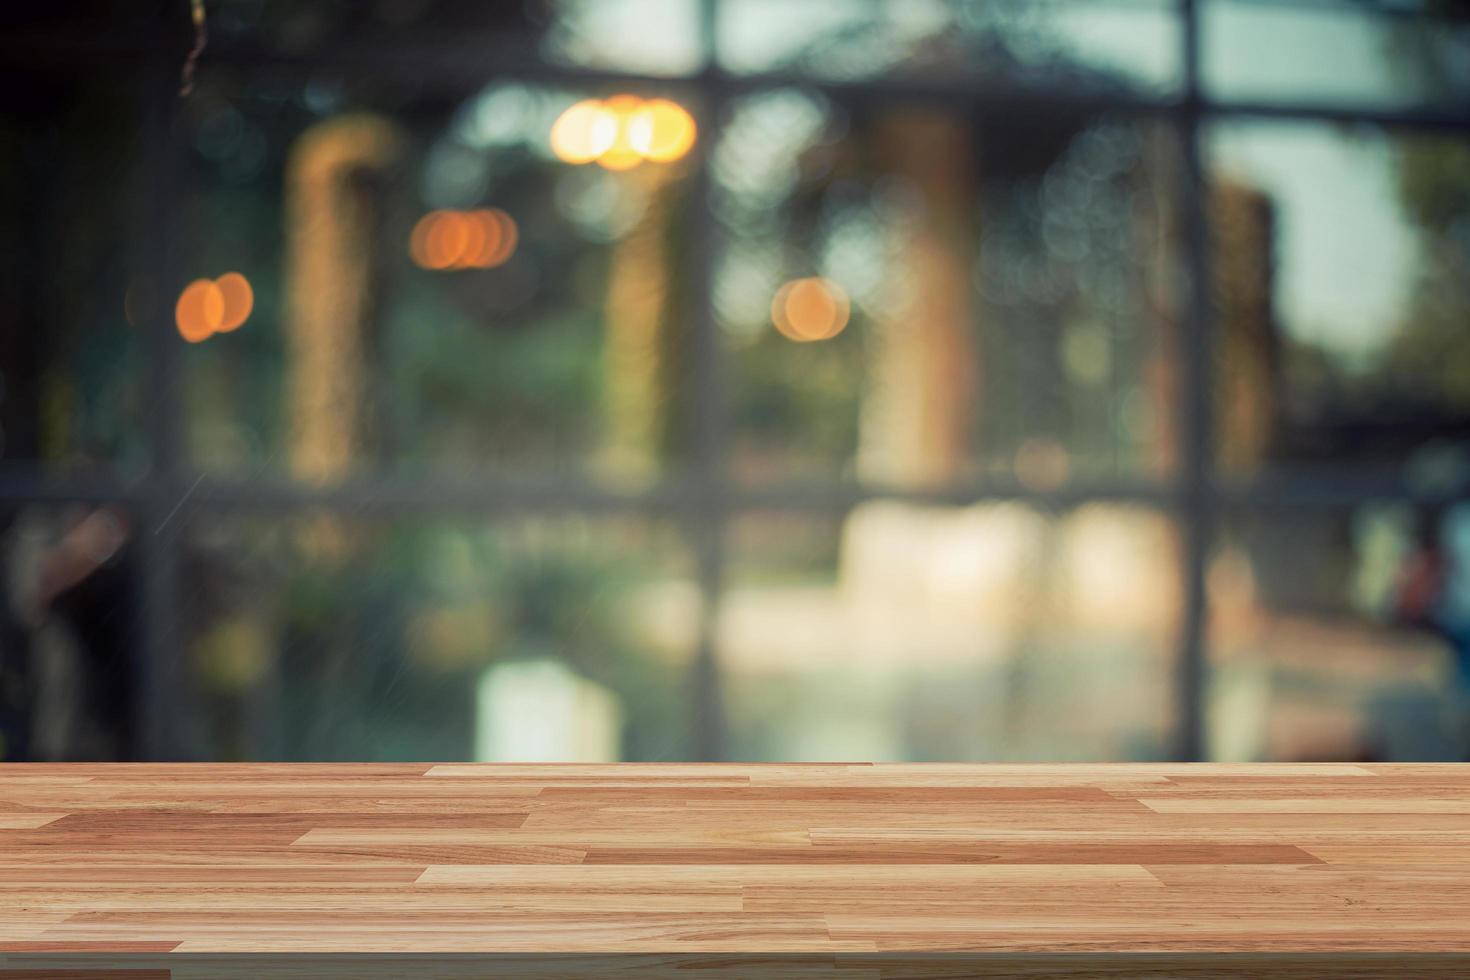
[2,0,1467,762]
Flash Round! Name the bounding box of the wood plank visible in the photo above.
[0,762,1467,975]
[581,842,1322,864]
[0,815,66,830]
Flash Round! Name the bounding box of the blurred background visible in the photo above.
[1,0,1468,764]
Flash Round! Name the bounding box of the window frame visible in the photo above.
[2,0,1467,761]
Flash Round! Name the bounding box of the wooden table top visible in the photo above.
[2,762,1469,968]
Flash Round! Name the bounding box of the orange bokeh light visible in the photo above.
[409,211,441,268]
[411,208,519,271]
[176,278,224,343]
[215,272,254,332]
[771,277,850,343]
[176,272,254,343]
[427,210,470,269]
[458,210,488,266]
[465,208,518,268]
[550,95,696,170]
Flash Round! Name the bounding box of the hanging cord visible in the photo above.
[180,0,207,96]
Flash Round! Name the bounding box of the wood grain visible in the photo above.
[1,763,1468,976]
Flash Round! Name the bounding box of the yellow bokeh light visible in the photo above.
[552,95,697,169]
[550,98,618,164]
[603,94,643,118]
[628,99,696,163]
[214,272,254,332]
[596,143,644,171]
[771,277,850,343]
[175,278,224,343]
[596,94,644,171]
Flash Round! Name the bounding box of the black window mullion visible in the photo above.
[135,48,191,762]
[1174,0,1216,763]
[686,0,729,762]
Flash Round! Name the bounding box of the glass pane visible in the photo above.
[0,73,148,479]
[718,0,1181,94]
[1207,121,1470,483]
[176,67,699,485]
[0,503,139,761]
[541,0,705,76]
[1209,503,1469,762]
[178,514,698,761]
[717,90,1181,487]
[723,503,1179,760]
[1203,1,1470,109]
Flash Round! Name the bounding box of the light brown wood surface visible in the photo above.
[1,763,1469,972]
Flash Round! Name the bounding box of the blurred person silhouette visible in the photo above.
[1394,503,1470,758]
[1,505,139,759]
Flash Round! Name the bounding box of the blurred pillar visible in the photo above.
[1140,127,1184,477]
[1146,175,1278,476]
[858,112,978,485]
[1212,182,1278,472]
[600,166,677,483]
[283,114,401,486]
